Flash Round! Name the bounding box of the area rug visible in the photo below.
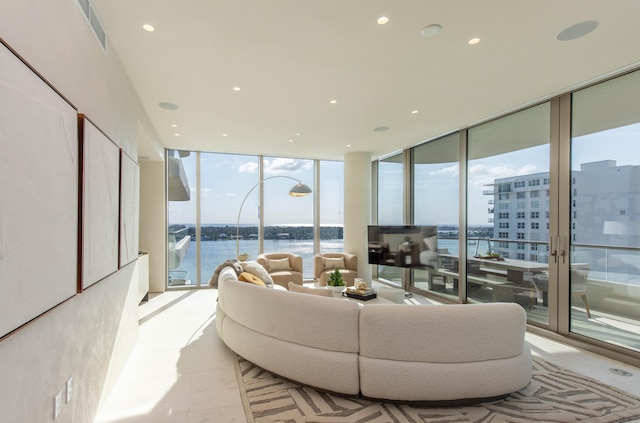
[234,355,640,423]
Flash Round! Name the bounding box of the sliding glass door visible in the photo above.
[376,67,640,360]
[466,102,551,324]
[568,70,640,352]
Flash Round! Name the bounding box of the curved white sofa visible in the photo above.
[215,266,532,403]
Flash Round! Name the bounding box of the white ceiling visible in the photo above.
[91,0,640,162]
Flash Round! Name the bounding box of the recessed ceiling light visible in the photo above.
[346,144,352,147]
[171,124,178,128]
[556,20,598,41]
[174,133,180,137]
[295,133,301,136]
[468,37,480,45]
[421,24,442,37]
[288,139,294,143]
[222,133,228,137]
[330,100,337,104]
[159,102,178,110]
[411,110,419,114]
[373,126,389,132]
[377,17,389,25]
[142,24,155,32]
[233,86,241,91]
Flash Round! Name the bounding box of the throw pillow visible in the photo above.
[241,261,275,286]
[288,282,333,297]
[208,259,244,288]
[323,257,345,270]
[267,257,291,272]
[238,272,266,286]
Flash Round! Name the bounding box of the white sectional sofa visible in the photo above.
[215,265,532,403]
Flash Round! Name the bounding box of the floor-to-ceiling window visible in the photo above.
[319,160,345,253]
[411,133,459,300]
[167,152,329,286]
[167,150,196,286]
[466,103,551,324]
[262,156,315,278]
[376,153,404,285]
[372,69,640,363]
[569,69,640,352]
[201,152,260,283]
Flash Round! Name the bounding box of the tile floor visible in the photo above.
[94,288,640,423]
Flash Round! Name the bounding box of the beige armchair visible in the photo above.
[256,253,303,289]
[314,253,358,286]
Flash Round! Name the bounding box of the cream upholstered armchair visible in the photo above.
[256,253,303,289]
[314,253,358,286]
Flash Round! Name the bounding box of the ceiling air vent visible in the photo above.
[74,0,107,52]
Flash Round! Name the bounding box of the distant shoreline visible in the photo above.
[169,223,491,241]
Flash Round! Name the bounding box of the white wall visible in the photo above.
[140,160,168,293]
[0,1,160,422]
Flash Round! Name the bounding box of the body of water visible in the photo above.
[171,238,345,285]
[169,238,464,286]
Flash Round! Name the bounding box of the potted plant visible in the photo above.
[327,268,346,293]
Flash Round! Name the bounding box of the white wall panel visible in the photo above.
[0,41,78,338]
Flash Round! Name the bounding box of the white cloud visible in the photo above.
[468,163,538,187]
[236,158,313,176]
[264,158,312,175]
[429,164,459,176]
[238,161,258,173]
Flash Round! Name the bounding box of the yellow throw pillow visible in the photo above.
[238,272,266,286]
[267,257,291,272]
[241,261,275,285]
[288,282,334,297]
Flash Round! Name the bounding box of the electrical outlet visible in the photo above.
[66,377,73,403]
[54,391,62,420]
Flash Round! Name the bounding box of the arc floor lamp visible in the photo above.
[235,176,312,259]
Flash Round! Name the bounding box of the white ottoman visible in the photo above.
[377,286,405,303]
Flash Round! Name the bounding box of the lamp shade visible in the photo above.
[288,182,312,197]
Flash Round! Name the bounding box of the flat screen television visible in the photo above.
[368,225,438,269]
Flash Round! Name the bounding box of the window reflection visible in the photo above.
[412,133,459,300]
[467,103,551,324]
[571,69,640,350]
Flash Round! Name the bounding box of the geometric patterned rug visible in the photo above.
[235,355,640,423]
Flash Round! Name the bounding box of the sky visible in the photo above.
[382,122,640,226]
[168,153,343,226]
[169,123,640,228]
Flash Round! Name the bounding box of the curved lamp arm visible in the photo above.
[236,175,312,259]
